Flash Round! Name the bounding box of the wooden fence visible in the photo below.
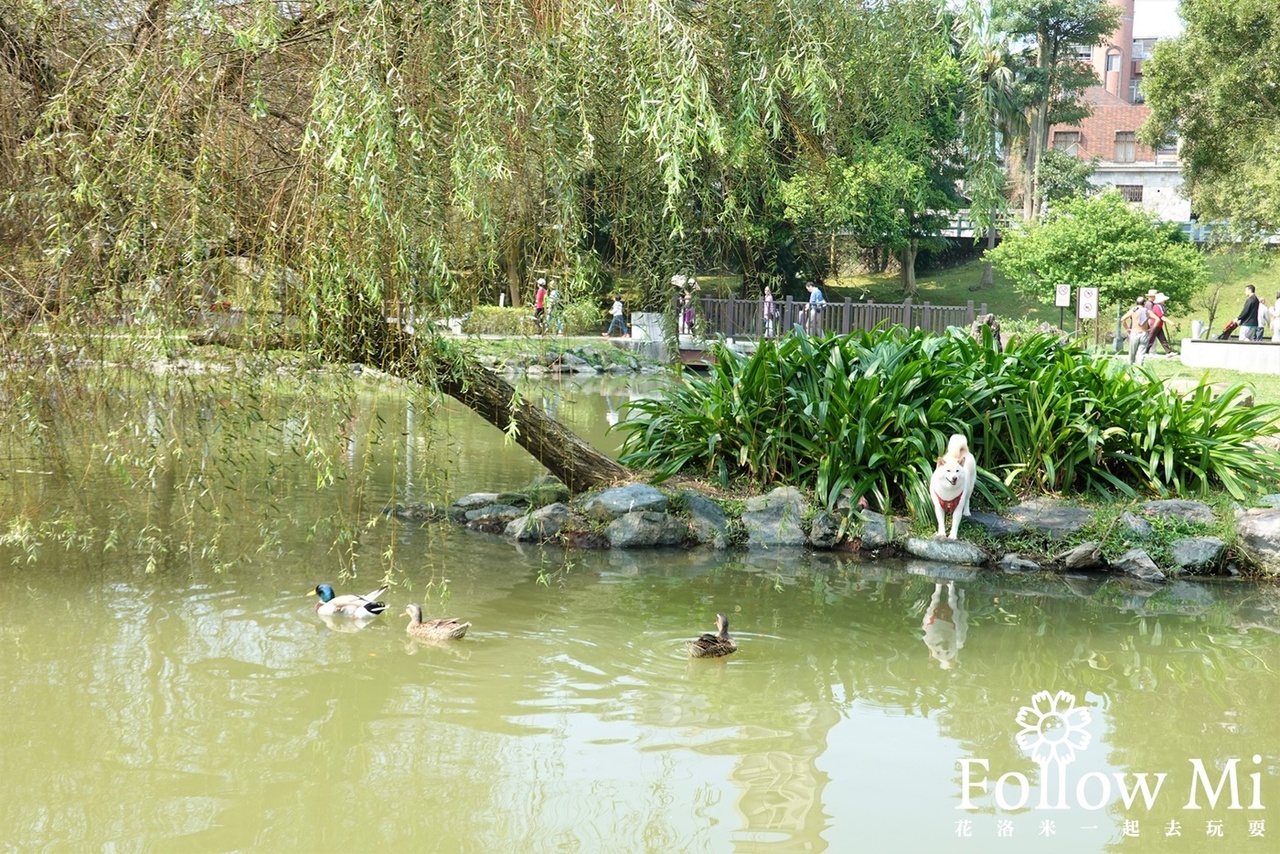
[691,296,987,339]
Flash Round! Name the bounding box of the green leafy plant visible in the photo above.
[617,328,1280,514]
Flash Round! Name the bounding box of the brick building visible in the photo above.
[1047,0,1190,222]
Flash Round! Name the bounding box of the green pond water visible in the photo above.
[2,372,1280,853]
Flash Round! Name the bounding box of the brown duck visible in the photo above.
[687,612,737,658]
[402,604,471,641]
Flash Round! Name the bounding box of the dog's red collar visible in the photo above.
[935,492,962,514]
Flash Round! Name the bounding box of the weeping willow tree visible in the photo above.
[1,0,972,492]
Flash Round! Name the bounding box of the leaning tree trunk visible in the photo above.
[429,350,630,493]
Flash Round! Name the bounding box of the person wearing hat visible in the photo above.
[1145,292,1175,356]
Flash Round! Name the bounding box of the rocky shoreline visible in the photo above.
[385,481,1280,581]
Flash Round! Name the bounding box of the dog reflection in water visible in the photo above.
[922,581,968,670]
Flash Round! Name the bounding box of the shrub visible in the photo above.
[615,329,1280,514]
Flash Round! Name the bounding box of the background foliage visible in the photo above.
[616,329,1280,515]
[986,191,1210,308]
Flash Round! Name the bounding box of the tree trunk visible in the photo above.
[979,225,996,288]
[431,349,630,493]
[898,241,918,296]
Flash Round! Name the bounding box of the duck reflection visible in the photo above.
[922,581,968,670]
[317,613,380,634]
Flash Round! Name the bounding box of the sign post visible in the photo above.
[1055,284,1071,331]
[1078,287,1099,349]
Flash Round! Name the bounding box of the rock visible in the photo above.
[682,491,730,549]
[1005,499,1095,539]
[1054,541,1104,571]
[495,491,531,508]
[449,492,499,522]
[1169,537,1227,572]
[1139,499,1217,526]
[808,511,843,549]
[505,503,572,542]
[965,510,1026,537]
[464,504,527,534]
[1121,512,1152,537]
[581,484,669,521]
[1236,508,1280,575]
[999,553,1041,572]
[905,537,988,567]
[606,510,690,548]
[1257,494,1280,509]
[1112,548,1166,583]
[384,502,446,522]
[856,510,897,548]
[742,487,808,548]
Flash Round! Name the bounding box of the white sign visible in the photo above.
[1055,284,1071,307]
[1078,287,1098,320]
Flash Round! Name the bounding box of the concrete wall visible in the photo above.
[1181,339,1280,374]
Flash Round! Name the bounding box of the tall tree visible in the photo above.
[1140,0,1280,233]
[953,0,1025,287]
[992,0,1119,220]
[2,0,977,489]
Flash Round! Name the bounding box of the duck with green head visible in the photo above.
[687,612,737,658]
[312,583,388,618]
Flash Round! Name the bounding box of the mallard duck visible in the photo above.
[687,612,737,658]
[403,604,471,641]
[312,583,388,618]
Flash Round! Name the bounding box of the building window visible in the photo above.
[1132,37,1158,59]
[1105,50,1122,73]
[1071,44,1093,63]
[1114,131,1136,163]
[1129,79,1144,104]
[1053,131,1081,156]
[1115,184,1144,203]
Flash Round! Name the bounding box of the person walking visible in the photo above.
[603,294,628,338]
[802,281,825,334]
[1236,284,1263,341]
[1272,291,1280,342]
[533,278,548,334]
[680,279,698,335]
[547,280,564,335]
[1120,295,1149,364]
[762,286,776,339]
[1144,292,1175,356]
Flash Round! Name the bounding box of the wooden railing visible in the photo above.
[690,296,987,339]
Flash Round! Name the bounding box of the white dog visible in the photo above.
[930,434,976,539]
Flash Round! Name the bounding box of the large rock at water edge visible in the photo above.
[1236,509,1280,575]
[905,537,988,567]
[505,503,572,543]
[682,491,730,549]
[606,510,690,548]
[581,484,669,521]
[742,487,808,548]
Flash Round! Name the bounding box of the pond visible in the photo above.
[2,370,1279,853]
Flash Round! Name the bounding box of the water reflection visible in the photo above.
[4,376,1280,851]
[922,580,969,670]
